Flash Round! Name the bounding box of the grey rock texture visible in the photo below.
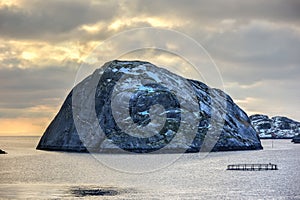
[250,114,300,139]
[37,60,262,153]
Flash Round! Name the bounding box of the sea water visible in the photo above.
[0,137,299,199]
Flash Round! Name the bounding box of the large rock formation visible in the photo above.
[250,114,300,139]
[37,60,262,153]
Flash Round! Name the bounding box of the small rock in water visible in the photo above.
[70,187,118,197]
[0,149,6,154]
[292,134,300,143]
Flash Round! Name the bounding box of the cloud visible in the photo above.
[129,0,300,25]
[0,0,119,41]
[206,21,300,67]
[224,78,300,120]
[179,20,300,91]
[1,0,300,43]
[0,65,77,112]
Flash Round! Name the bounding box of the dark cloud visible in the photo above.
[206,23,300,67]
[1,0,298,42]
[0,0,119,41]
[0,64,77,111]
[130,0,300,25]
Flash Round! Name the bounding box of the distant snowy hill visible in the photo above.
[250,114,300,139]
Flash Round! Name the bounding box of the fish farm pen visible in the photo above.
[227,163,278,171]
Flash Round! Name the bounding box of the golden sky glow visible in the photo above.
[0,0,20,7]
[0,117,49,136]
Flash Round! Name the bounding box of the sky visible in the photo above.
[0,0,299,136]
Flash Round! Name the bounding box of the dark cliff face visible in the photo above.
[37,60,262,153]
[250,114,300,139]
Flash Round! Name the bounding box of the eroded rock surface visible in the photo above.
[37,60,262,153]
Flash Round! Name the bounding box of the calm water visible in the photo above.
[0,137,299,199]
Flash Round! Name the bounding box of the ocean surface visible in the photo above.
[0,137,299,199]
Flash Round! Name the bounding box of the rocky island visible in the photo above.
[250,114,300,139]
[37,60,262,153]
